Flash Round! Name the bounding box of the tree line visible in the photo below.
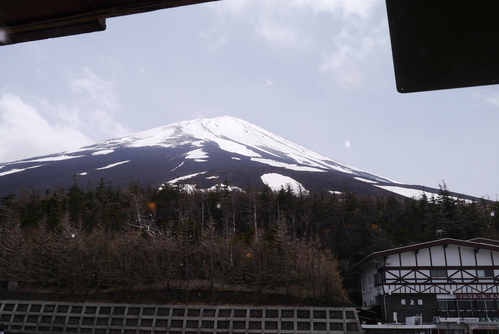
[0,179,497,302]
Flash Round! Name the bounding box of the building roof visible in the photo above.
[352,238,499,270]
[0,0,218,45]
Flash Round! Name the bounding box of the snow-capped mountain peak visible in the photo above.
[0,116,459,200]
[85,116,395,182]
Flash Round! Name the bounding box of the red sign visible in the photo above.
[456,293,499,299]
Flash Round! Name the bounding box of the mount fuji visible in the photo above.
[0,116,467,199]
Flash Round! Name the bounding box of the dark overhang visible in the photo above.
[0,0,218,45]
[385,0,499,93]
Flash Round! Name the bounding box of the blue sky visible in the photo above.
[1,0,498,199]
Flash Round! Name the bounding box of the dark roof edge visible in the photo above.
[468,237,499,246]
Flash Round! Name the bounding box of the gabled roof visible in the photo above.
[352,238,499,270]
[0,0,218,45]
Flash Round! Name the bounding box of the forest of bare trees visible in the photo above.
[0,179,497,304]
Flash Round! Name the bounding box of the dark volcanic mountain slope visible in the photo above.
[0,116,461,199]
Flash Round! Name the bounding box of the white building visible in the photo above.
[353,238,499,334]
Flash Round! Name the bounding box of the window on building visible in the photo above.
[374,272,384,285]
[475,300,496,310]
[431,269,447,278]
[438,300,457,310]
[441,300,498,311]
[457,300,474,310]
[477,269,494,277]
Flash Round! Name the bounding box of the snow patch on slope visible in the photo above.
[20,155,84,163]
[186,149,208,162]
[92,150,114,156]
[375,185,472,202]
[167,172,207,184]
[375,185,438,199]
[170,161,185,173]
[252,158,325,172]
[96,160,130,170]
[0,165,43,177]
[355,177,378,184]
[329,190,342,195]
[261,173,308,195]
[206,184,244,192]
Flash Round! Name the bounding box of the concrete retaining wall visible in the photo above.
[0,300,361,334]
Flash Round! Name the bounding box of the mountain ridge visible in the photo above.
[0,116,473,200]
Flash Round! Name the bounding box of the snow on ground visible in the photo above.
[0,169,25,177]
[375,185,438,199]
[92,150,114,156]
[161,182,244,194]
[214,140,260,158]
[354,177,378,183]
[329,190,342,195]
[186,149,208,162]
[19,155,84,163]
[375,185,474,202]
[261,173,309,195]
[0,165,43,177]
[170,161,184,173]
[167,172,207,184]
[177,184,198,193]
[96,160,130,170]
[206,184,244,192]
[252,158,325,172]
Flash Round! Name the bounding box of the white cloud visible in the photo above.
[473,90,499,107]
[218,0,378,20]
[263,78,274,87]
[0,94,92,162]
[211,0,386,86]
[255,20,298,48]
[0,68,131,163]
[289,0,378,20]
[198,27,229,51]
[320,19,388,87]
[68,68,129,137]
[214,0,249,17]
[213,0,380,49]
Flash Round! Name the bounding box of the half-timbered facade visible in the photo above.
[354,238,499,333]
